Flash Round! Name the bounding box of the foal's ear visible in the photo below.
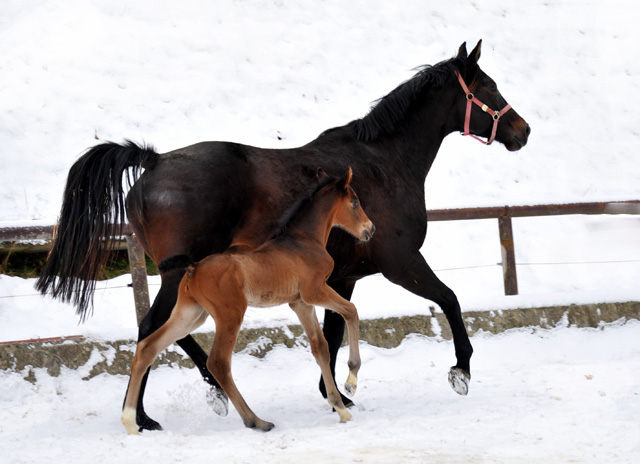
[337,167,353,191]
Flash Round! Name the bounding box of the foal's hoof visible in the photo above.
[206,386,229,417]
[344,382,357,398]
[337,407,353,423]
[344,372,358,397]
[448,367,471,396]
[248,419,275,432]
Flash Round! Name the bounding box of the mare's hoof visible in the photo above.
[448,367,471,396]
[207,386,229,417]
[137,412,163,432]
[340,392,354,408]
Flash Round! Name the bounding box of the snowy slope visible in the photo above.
[0,1,639,337]
[1,0,638,222]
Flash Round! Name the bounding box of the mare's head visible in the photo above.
[331,168,375,242]
[453,40,531,150]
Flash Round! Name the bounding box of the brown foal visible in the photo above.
[122,168,375,434]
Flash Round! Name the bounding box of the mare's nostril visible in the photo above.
[525,124,532,138]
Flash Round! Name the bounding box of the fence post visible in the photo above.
[498,212,519,295]
[125,234,150,326]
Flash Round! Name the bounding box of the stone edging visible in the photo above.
[1,301,638,382]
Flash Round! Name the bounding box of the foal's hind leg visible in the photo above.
[122,298,208,435]
[129,269,227,431]
[290,301,352,422]
[206,304,275,431]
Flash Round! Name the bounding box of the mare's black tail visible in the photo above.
[35,140,158,320]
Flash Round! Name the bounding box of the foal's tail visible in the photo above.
[158,254,196,289]
[35,140,158,321]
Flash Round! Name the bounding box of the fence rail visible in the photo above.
[427,200,640,295]
[2,200,639,321]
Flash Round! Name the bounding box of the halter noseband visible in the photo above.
[455,71,512,145]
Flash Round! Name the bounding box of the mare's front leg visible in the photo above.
[290,301,352,422]
[379,249,473,395]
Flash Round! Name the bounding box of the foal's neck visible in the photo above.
[286,190,338,246]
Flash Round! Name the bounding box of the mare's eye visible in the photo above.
[352,199,359,209]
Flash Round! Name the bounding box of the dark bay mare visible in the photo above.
[36,41,530,431]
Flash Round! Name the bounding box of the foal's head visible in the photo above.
[332,167,375,242]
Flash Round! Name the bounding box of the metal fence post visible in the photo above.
[125,234,150,325]
[498,212,519,295]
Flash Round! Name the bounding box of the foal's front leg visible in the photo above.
[305,286,361,397]
[289,301,352,422]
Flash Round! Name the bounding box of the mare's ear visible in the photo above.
[469,39,482,65]
[336,167,353,191]
[456,42,468,60]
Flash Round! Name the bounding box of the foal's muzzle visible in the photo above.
[362,224,376,242]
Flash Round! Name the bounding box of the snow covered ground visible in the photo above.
[1,322,639,463]
[1,0,639,461]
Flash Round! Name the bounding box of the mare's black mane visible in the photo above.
[347,57,465,142]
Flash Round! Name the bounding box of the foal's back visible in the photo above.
[188,223,334,309]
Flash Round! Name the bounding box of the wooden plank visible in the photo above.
[498,215,518,295]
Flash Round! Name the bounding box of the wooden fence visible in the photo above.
[2,200,639,322]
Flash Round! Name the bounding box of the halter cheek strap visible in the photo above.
[455,71,512,145]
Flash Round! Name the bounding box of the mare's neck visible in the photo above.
[370,79,461,184]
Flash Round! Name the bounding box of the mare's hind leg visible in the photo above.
[122,296,208,434]
[290,301,351,422]
[206,305,274,431]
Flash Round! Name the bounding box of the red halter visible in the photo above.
[455,71,512,145]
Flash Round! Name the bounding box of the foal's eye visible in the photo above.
[352,199,359,209]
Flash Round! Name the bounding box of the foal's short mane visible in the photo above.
[351,56,465,142]
[270,174,340,240]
